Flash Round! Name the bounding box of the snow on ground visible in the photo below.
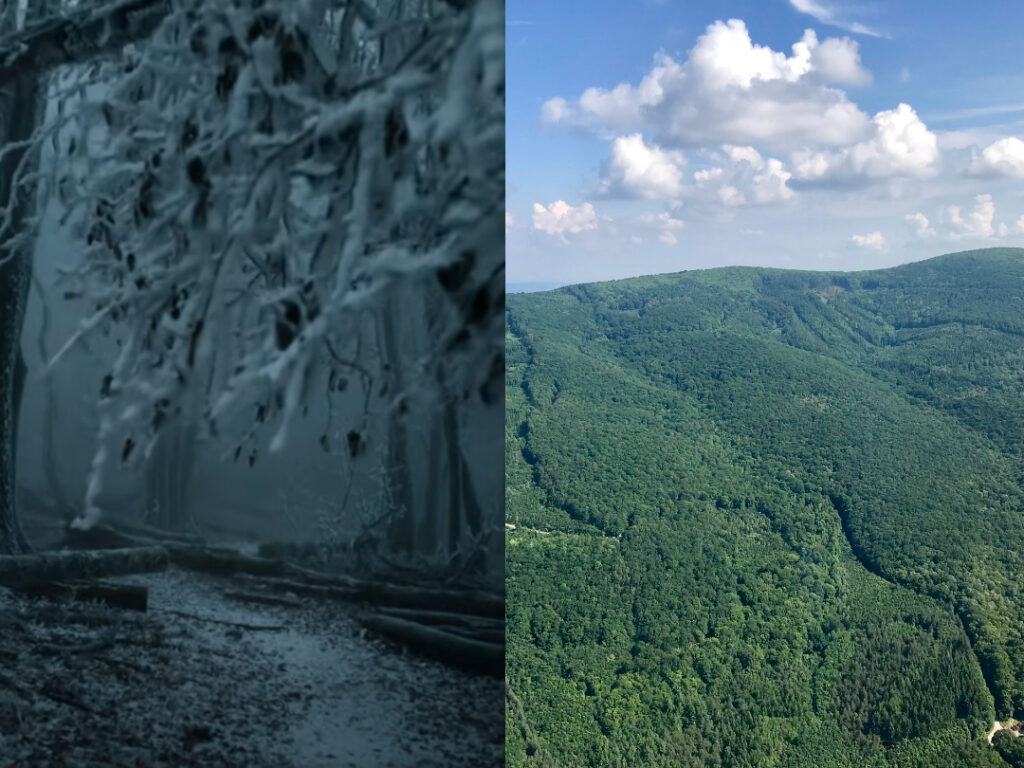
[0,567,503,767]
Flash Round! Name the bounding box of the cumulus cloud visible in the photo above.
[968,137,1024,178]
[792,103,939,181]
[809,33,873,86]
[532,200,598,237]
[947,194,995,239]
[597,136,795,207]
[851,231,886,250]
[687,145,794,207]
[541,20,872,150]
[598,134,688,199]
[788,0,885,38]
[904,212,935,238]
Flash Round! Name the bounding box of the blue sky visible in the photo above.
[507,0,1024,284]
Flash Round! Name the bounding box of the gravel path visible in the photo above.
[0,567,503,767]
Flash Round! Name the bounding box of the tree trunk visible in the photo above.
[417,410,443,554]
[444,401,462,555]
[380,300,415,556]
[459,446,487,576]
[32,270,74,516]
[0,71,42,555]
[144,415,197,532]
[0,0,174,553]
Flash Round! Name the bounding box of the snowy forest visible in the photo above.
[0,0,504,765]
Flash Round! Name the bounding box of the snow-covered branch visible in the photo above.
[0,0,169,87]
[46,0,503,528]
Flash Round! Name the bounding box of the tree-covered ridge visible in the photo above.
[506,248,1024,768]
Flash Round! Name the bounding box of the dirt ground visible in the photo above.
[0,567,504,767]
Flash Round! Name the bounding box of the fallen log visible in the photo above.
[432,623,505,646]
[12,580,149,611]
[62,521,203,551]
[237,573,504,618]
[361,614,503,677]
[372,610,503,644]
[61,523,144,551]
[157,547,504,617]
[0,547,168,588]
[60,531,506,618]
[165,547,290,578]
[376,606,503,631]
[106,519,205,547]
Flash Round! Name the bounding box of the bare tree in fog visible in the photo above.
[0,0,503,573]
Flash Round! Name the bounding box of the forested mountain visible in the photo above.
[506,248,1024,768]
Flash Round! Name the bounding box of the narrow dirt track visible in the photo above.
[988,719,1022,746]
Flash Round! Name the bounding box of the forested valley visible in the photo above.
[0,0,504,765]
[506,248,1024,768]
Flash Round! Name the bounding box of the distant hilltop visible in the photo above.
[506,281,570,294]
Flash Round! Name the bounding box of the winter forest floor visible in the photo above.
[0,566,503,768]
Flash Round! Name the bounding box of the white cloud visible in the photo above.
[598,134,687,199]
[640,211,686,230]
[809,33,873,86]
[597,136,795,207]
[968,137,1024,178]
[637,210,685,245]
[899,67,910,83]
[541,20,873,150]
[540,97,572,125]
[689,20,814,90]
[688,145,794,207]
[541,54,683,133]
[532,200,598,237]
[936,130,989,151]
[851,231,886,250]
[792,103,939,181]
[505,211,515,233]
[904,212,935,238]
[947,194,995,239]
[788,0,885,38]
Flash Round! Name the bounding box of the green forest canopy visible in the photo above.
[506,248,1024,768]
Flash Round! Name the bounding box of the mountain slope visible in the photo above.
[506,248,1024,768]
